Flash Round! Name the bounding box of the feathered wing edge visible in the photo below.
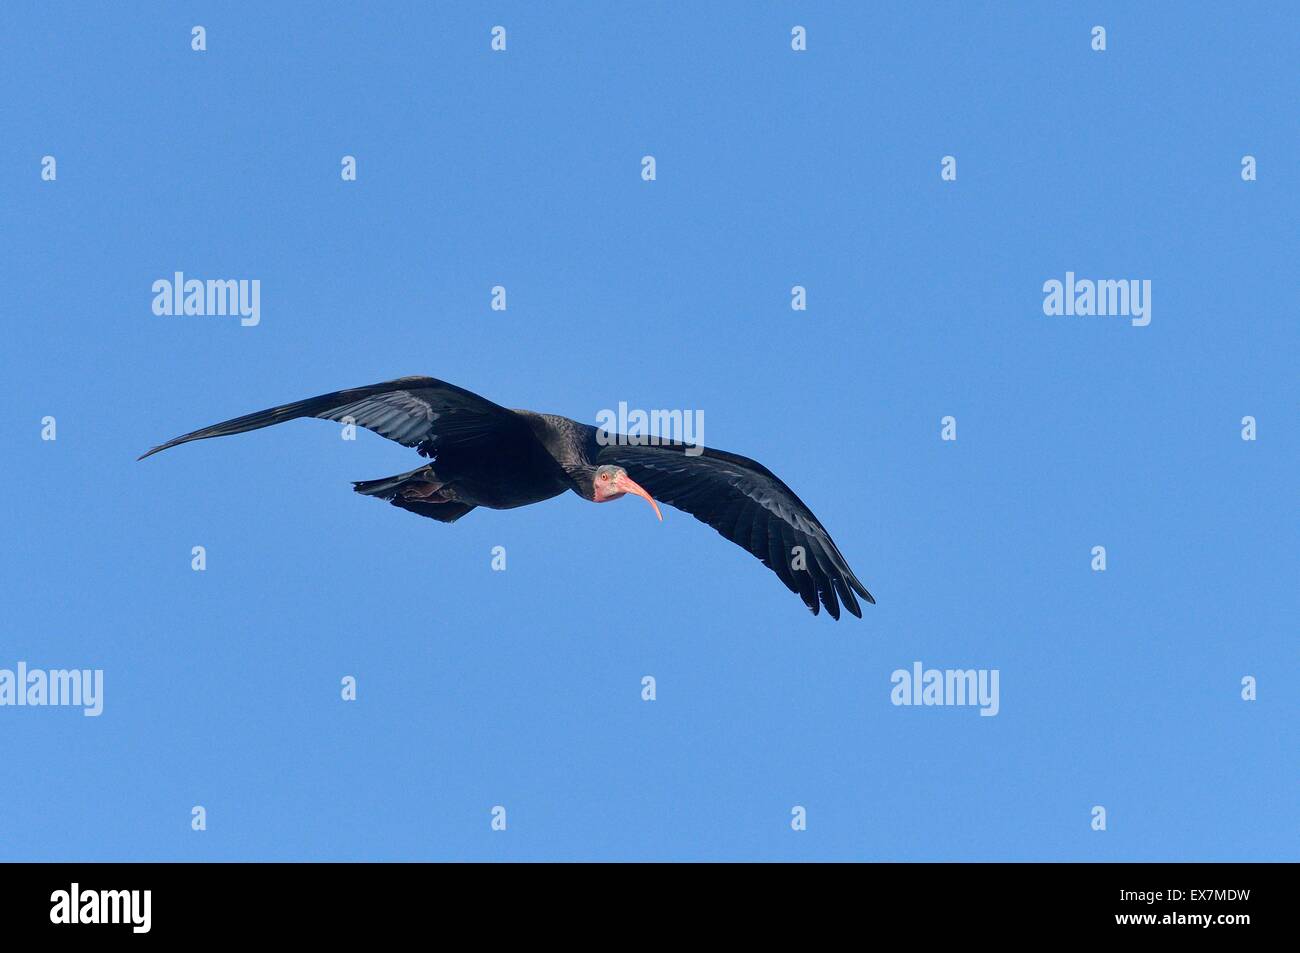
[598,442,874,619]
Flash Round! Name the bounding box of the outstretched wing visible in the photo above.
[597,443,874,619]
[138,376,531,461]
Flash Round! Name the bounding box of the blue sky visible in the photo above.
[2,3,1295,860]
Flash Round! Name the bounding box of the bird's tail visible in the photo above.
[352,466,476,524]
[351,466,435,499]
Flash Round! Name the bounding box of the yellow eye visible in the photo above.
[601,472,610,481]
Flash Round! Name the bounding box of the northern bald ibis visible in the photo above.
[139,377,875,618]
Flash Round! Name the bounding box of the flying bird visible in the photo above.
[139,377,875,619]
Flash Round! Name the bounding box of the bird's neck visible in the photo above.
[567,465,599,501]
[511,410,603,500]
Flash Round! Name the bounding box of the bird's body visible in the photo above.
[140,376,875,619]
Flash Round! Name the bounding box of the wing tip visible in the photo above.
[851,576,876,605]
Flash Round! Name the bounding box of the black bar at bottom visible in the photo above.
[0,861,1282,939]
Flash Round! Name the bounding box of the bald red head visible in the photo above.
[593,465,663,521]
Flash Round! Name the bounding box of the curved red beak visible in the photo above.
[615,473,663,521]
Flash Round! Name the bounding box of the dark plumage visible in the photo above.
[139,376,874,618]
